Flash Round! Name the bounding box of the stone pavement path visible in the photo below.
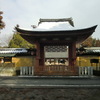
[0,76,100,100]
[0,88,100,100]
[0,76,100,88]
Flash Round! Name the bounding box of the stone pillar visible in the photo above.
[79,67,81,76]
[20,67,23,75]
[82,67,84,75]
[32,66,34,75]
[91,67,93,75]
[29,67,32,75]
[25,67,28,75]
[23,67,26,75]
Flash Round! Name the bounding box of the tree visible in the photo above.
[81,36,93,47]
[0,11,5,30]
[9,33,35,48]
[95,39,100,47]
[81,36,100,47]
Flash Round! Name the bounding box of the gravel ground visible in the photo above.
[0,88,100,100]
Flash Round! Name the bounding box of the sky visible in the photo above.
[0,0,100,46]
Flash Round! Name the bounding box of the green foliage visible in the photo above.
[9,33,35,48]
[81,36,100,47]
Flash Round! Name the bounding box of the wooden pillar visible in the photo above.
[34,42,40,75]
[39,44,44,66]
[69,41,76,71]
[34,42,45,75]
[39,44,45,71]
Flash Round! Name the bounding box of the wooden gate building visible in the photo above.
[15,18,97,76]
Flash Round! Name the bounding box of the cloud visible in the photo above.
[0,0,100,46]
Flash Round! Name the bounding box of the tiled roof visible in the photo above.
[0,53,16,57]
[0,48,27,54]
[85,47,100,53]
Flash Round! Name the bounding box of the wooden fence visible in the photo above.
[79,67,93,76]
[20,66,34,76]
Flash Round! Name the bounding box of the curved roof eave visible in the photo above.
[15,25,97,44]
[15,25,97,34]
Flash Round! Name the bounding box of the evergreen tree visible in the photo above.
[9,33,35,48]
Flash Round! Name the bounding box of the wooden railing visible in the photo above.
[45,65,68,72]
